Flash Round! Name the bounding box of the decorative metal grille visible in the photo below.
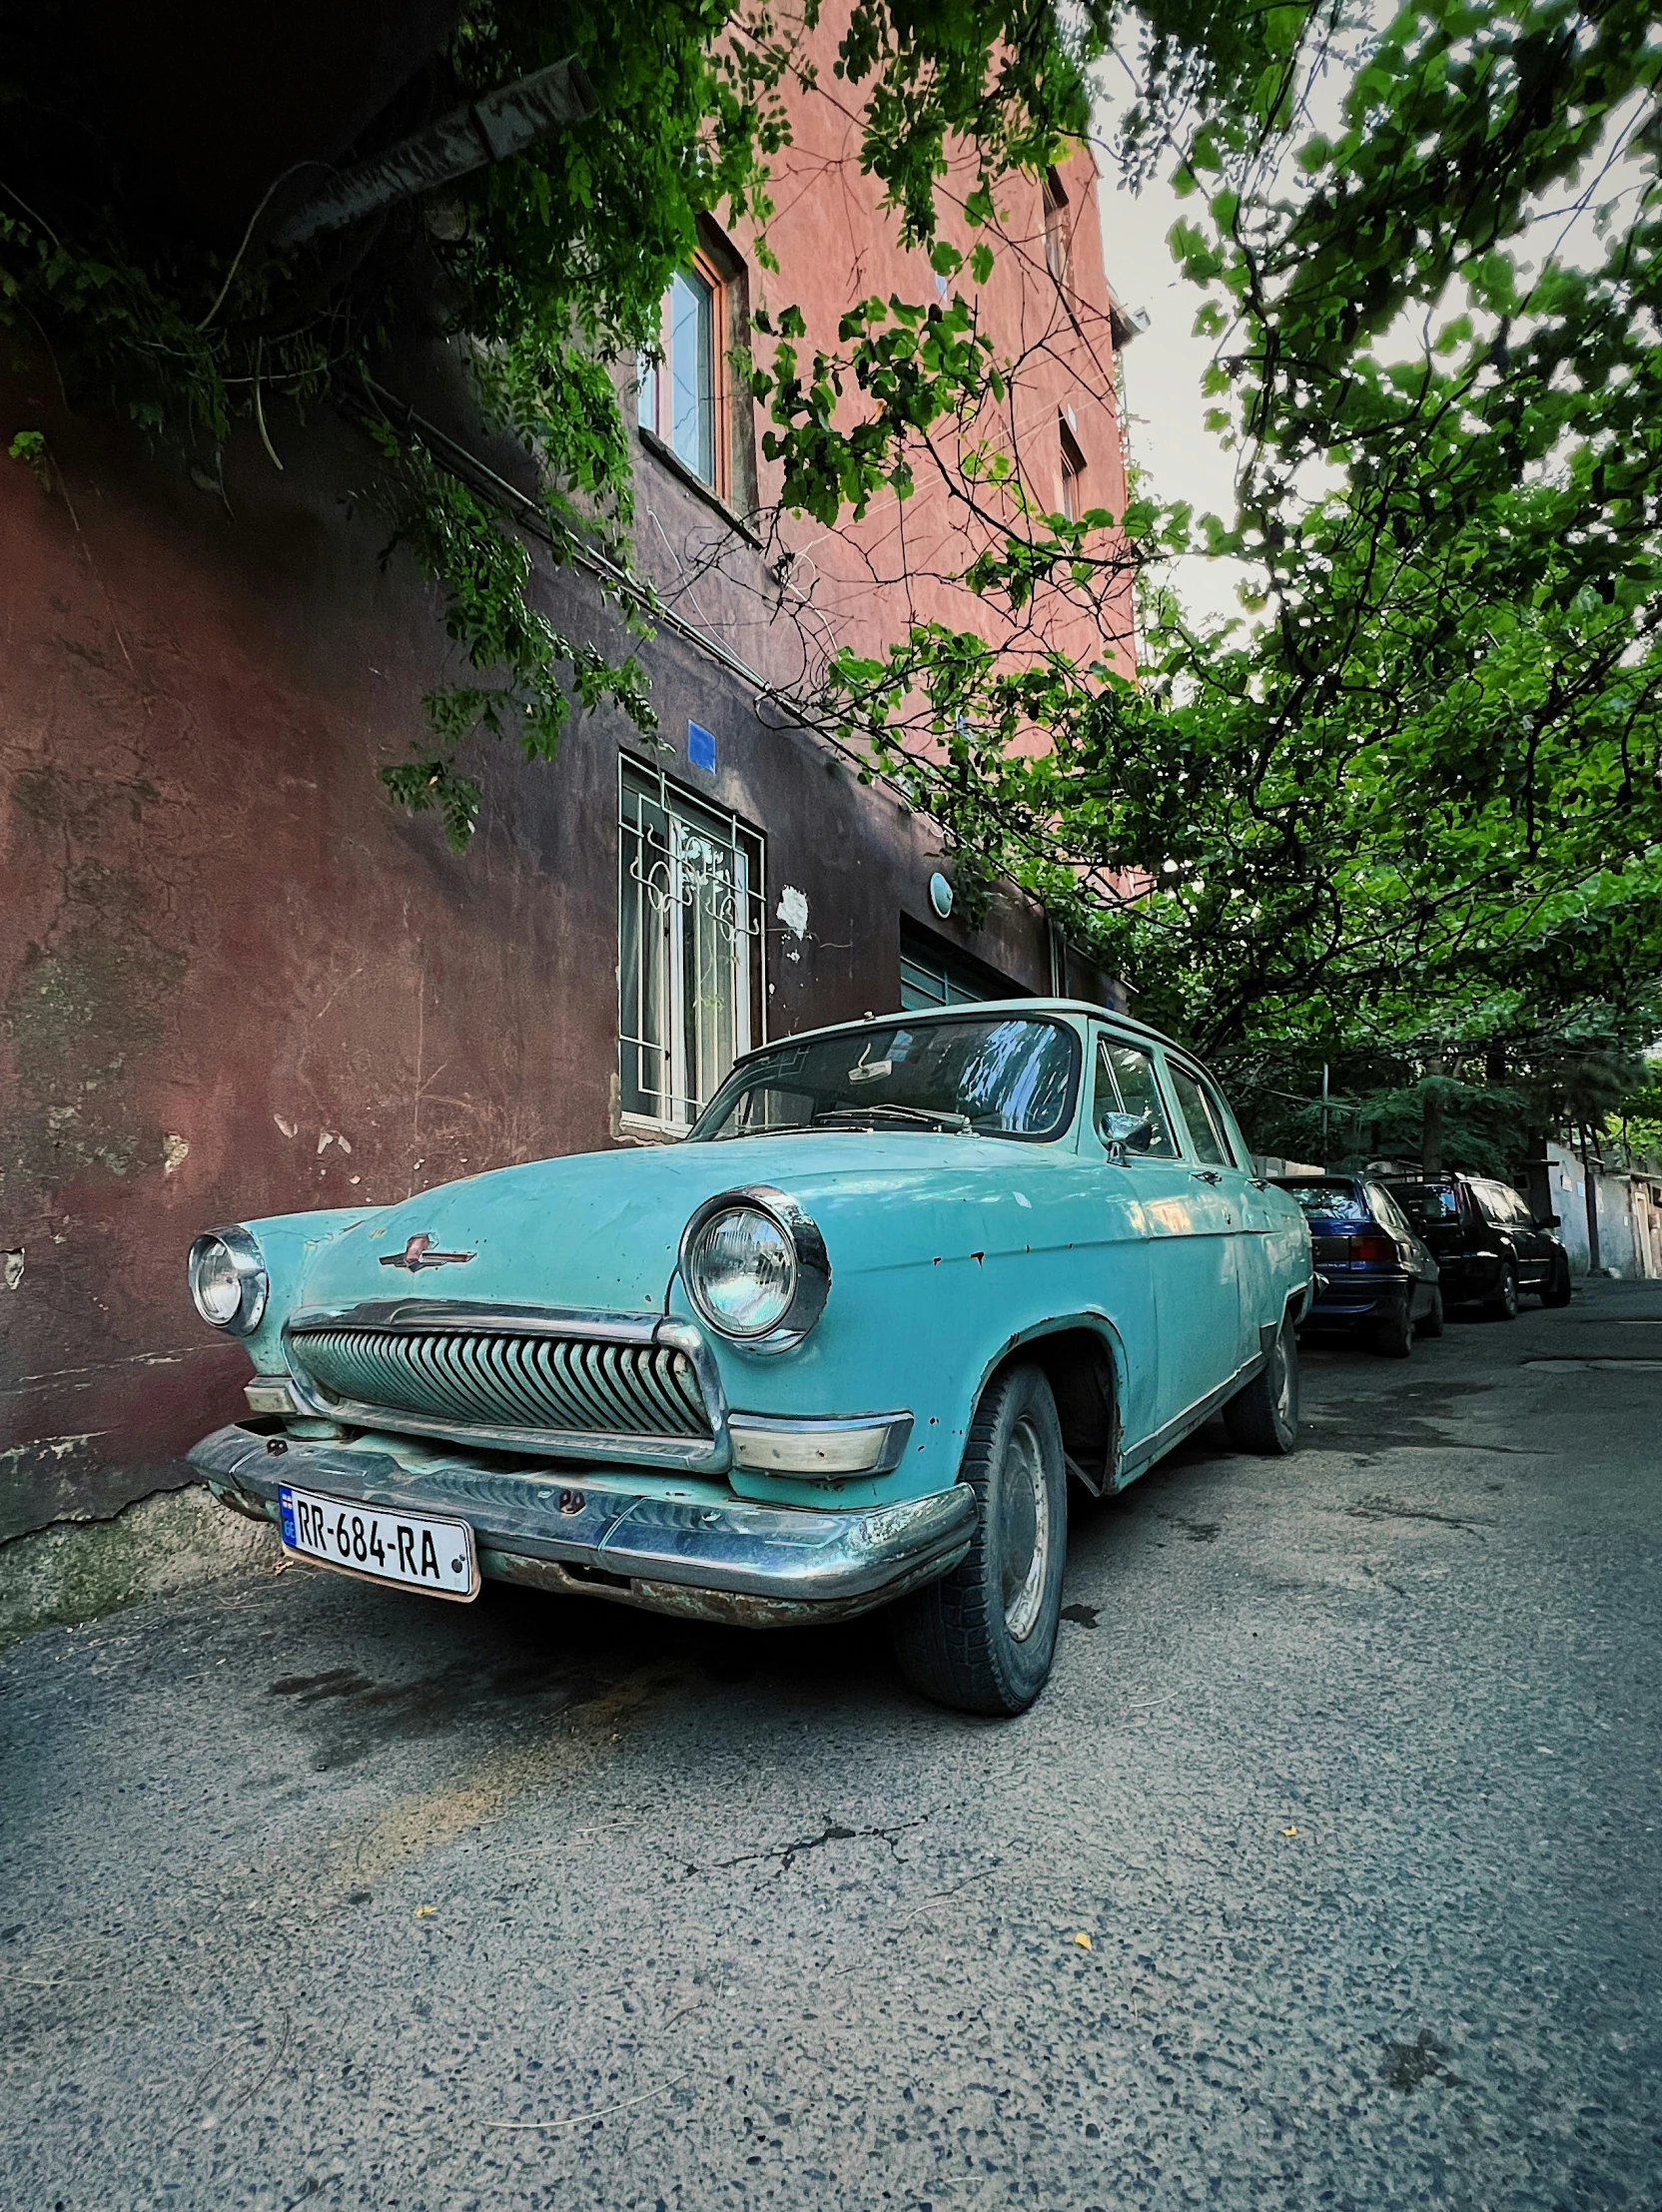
[291,1324,713,1440]
[619,759,765,1128]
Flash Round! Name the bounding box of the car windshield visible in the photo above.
[1280,1180,1369,1221]
[690,1015,1082,1142]
[1388,1180,1460,1230]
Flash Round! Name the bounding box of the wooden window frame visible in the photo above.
[1042,167,1071,287]
[638,247,730,502]
[1059,416,1086,523]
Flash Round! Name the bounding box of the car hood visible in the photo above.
[287,1131,1042,1317]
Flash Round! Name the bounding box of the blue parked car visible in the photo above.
[188,1002,1314,1714]
[1271,1175,1442,1357]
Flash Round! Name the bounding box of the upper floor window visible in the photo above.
[1042,168,1071,286]
[1059,418,1086,522]
[638,253,725,493]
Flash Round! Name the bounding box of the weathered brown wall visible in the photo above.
[0,374,1098,1541]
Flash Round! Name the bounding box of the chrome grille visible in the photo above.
[290,1325,712,1441]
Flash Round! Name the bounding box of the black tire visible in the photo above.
[1540,1257,1572,1308]
[1223,1317,1299,1454]
[1415,1287,1445,1338]
[891,1361,1067,1718]
[1374,1297,1414,1359]
[1487,1262,1519,1320]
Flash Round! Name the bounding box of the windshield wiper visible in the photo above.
[811,1104,974,1134]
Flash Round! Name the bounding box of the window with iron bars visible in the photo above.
[618,759,765,1131]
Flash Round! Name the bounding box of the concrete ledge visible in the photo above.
[0,1483,279,1649]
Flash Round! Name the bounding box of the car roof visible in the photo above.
[727,998,1191,1069]
[1273,1174,1362,1187]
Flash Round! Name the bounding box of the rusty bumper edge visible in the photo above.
[187,1422,975,1615]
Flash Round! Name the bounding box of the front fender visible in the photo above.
[689,1166,1158,1512]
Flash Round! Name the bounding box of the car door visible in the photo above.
[1169,1054,1270,1352]
[1094,1032,1245,1435]
[1473,1179,1529,1285]
[1499,1182,1554,1287]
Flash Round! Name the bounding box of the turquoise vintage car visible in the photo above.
[188,1002,1312,1714]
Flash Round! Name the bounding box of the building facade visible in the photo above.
[1542,1144,1662,1280]
[0,22,1135,1546]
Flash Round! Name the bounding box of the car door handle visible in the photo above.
[1191,1169,1224,1185]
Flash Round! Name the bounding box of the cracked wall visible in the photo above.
[0,368,1109,1554]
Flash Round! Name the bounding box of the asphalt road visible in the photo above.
[5,1282,1660,2212]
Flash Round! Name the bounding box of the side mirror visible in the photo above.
[1540,1213,1561,1229]
[1101,1109,1154,1163]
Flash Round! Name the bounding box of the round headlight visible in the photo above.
[188,1225,269,1335]
[679,1186,831,1348]
[685,1206,796,1338]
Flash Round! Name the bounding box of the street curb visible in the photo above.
[0,1483,280,1649]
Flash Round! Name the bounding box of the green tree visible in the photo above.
[808,0,1662,1104]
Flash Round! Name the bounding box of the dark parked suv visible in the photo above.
[1380,1171,1571,1315]
[1272,1175,1442,1357]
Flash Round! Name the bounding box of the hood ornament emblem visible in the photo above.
[381,1232,476,1273]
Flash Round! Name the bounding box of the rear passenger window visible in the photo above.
[1095,1038,1179,1157]
[1169,1064,1233,1166]
[1366,1184,1411,1237]
[1475,1182,1516,1228]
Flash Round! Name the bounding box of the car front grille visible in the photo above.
[289,1324,713,1443]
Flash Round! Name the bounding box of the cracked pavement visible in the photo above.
[3,1280,1660,2209]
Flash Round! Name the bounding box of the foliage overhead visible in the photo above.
[0,0,1274,835]
[4,0,1661,1136]
[817,0,1662,1095]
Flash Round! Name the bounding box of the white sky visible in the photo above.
[1091,139,1252,631]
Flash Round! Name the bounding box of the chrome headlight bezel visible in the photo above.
[187,1224,270,1336]
[678,1185,830,1352]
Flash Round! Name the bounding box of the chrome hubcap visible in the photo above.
[999,1414,1051,1642]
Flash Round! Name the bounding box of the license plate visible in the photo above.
[278,1485,479,1602]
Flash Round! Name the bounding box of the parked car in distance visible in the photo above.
[1271,1175,1442,1357]
[186,1002,1316,1718]
[1379,1170,1571,1316]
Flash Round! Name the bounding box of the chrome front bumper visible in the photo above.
[188,1423,975,1629]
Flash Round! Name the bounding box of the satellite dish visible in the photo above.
[929,871,954,919]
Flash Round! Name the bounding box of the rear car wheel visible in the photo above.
[1487,1262,1519,1320]
[1224,1318,1300,1454]
[1540,1256,1572,1308]
[1415,1287,1445,1338]
[1375,1298,1414,1358]
[892,1362,1067,1718]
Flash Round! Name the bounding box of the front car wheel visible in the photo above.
[1540,1256,1572,1308]
[892,1361,1067,1717]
